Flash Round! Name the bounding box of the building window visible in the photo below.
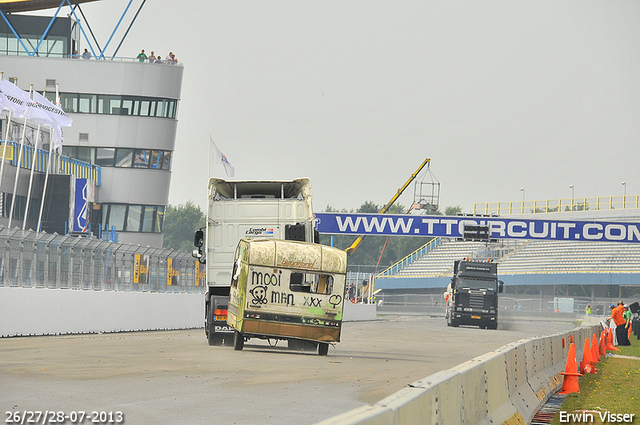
[78,94,97,114]
[95,147,115,167]
[142,206,156,232]
[63,147,172,171]
[106,204,126,231]
[149,151,160,169]
[133,149,150,168]
[139,100,150,116]
[161,152,171,170]
[115,149,133,168]
[156,206,165,232]
[75,147,93,163]
[50,92,177,119]
[126,205,143,232]
[101,203,165,233]
[61,146,94,164]
[59,93,77,113]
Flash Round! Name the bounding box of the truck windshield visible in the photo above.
[457,277,496,290]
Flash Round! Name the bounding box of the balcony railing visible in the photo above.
[1,50,182,66]
[0,140,101,186]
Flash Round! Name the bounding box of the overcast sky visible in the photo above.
[34,1,640,213]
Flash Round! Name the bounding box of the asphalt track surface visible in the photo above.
[0,315,575,425]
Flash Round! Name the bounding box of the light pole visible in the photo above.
[622,181,626,208]
[569,185,574,211]
[520,187,525,213]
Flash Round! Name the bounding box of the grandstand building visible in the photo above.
[374,204,640,315]
[0,3,183,247]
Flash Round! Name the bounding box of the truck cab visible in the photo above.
[445,259,504,329]
[192,178,316,345]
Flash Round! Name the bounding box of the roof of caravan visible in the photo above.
[209,178,311,199]
[0,0,100,12]
[241,238,347,274]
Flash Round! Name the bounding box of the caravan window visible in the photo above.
[289,272,333,295]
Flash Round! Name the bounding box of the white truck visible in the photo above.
[192,178,316,345]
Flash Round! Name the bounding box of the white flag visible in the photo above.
[51,124,64,154]
[210,137,234,177]
[0,79,28,115]
[24,97,54,124]
[31,90,72,128]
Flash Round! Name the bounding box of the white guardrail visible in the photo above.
[317,324,600,425]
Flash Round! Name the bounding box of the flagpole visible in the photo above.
[0,109,13,197]
[8,84,34,228]
[37,127,54,233]
[37,85,62,233]
[208,135,211,179]
[23,123,41,230]
[8,113,29,229]
[0,73,14,215]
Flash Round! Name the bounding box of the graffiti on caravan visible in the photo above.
[313,213,640,243]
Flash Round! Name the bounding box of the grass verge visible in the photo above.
[551,332,640,425]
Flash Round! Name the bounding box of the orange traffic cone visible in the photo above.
[559,342,583,394]
[599,331,606,357]
[591,333,600,363]
[606,328,620,352]
[579,337,595,374]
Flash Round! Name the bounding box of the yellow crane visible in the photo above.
[345,157,432,255]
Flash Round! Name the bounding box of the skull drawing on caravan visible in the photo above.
[249,286,268,306]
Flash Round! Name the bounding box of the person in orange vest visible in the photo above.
[610,301,630,346]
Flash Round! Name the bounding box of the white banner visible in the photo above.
[32,90,72,128]
[0,79,28,115]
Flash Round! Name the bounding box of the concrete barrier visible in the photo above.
[1,287,375,337]
[381,369,463,425]
[343,300,377,321]
[0,286,203,337]
[317,325,602,425]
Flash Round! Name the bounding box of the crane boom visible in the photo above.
[345,157,431,255]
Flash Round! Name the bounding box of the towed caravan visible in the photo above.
[227,238,348,355]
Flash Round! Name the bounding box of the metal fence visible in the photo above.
[474,195,640,215]
[0,226,203,293]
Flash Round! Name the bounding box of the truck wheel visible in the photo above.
[223,335,234,346]
[303,341,318,352]
[233,330,244,351]
[451,318,459,327]
[318,342,329,356]
[288,339,300,350]
[208,330,223,346]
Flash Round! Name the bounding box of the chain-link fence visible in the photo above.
[0,226,203,294]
